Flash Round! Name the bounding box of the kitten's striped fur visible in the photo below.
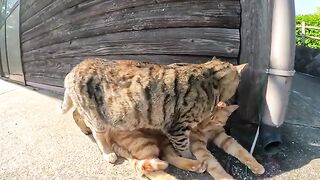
[72,109,205,179]
[60,58,247,159]
[190,102,265,179]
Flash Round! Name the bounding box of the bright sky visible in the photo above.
[295,0,320,15]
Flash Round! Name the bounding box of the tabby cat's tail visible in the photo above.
[144,171,178,180]
[58,73,73,114]
[58,88,73,114]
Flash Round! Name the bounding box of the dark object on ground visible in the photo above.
[294,46,320,77]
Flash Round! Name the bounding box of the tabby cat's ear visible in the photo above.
[226,105,239,114]
[235,63,248,75]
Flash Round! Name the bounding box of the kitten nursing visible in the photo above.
[73,109,206,179]
[60,57,246,159]
[60,58,265,179]
[72,102,264,179]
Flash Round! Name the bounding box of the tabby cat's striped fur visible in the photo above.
[190,102,265,179]
[60,58,247,160]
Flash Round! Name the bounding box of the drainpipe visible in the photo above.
[260,0,296,154]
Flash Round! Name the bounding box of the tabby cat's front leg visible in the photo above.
[212,130,265,175]
[166,131,193,158]
[161,143,206,173]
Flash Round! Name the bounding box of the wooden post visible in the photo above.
[237,0,274,123]
[301,21,306,45]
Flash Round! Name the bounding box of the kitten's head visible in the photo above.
[211,102,239,127]
[205,58,247,102]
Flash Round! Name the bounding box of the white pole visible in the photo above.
[302,21,306,45]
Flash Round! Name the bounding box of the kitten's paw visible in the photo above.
[251,163,265,175]
[191,161,207,173]
[220,175,234,180]
[103,152,118,163]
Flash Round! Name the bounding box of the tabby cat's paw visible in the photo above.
[103,152,118,163]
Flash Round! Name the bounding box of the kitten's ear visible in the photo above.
[226,105,239,114]
[235,63,248,75]
[217,101,227,107]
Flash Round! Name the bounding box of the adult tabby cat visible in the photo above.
[60,57,247,160]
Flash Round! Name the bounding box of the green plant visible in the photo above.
[296,14,320,49]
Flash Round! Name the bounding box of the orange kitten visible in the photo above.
[190,102,265,179]
[72,109,205,179]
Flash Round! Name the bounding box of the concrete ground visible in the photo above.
[0,73,319,179]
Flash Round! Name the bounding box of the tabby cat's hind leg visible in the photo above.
[59,89,73,114]
[212,131,265,175]
[166,130,193,158]
[72,109,92,135]
[92,131,118,163]
[191,140,233,179]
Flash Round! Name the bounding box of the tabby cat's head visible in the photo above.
[205,59,247,102]
[211,102,239,127]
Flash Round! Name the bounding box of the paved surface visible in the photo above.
[0,73,319,179]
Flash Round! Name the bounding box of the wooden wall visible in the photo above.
[20,0,240,87]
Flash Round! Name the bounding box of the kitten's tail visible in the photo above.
[144,171,178,180]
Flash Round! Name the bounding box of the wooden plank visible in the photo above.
[26,81,65,95]
[21,0,167,40]
[22,27,239,62]
[22,0,240,52]
[21,0,88,33]
[23,55,237,87]
[20,0,39,18]
[237,0,273,123]
[21,0,240,43]
[21,0,56,23]
[296,25,320,30]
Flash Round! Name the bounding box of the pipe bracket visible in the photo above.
[266,68,295,77]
